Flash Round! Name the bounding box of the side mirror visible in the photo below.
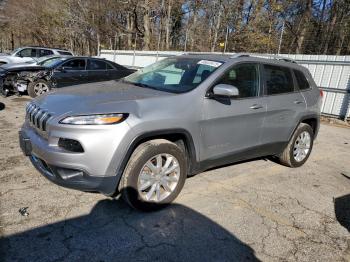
[56,67,66,73]
[212,84,239,97]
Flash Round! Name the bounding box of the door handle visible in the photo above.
[294,100,304,104]
[250,104,263,110]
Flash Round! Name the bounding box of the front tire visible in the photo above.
[28,80,50,98]
[119,139,187,211]
[278,123,314,167]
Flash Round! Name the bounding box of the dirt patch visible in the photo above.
[321,116,350,128]
[11,97,31,103]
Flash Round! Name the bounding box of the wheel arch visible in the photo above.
[114,129,198,194]
[289,114,320,141]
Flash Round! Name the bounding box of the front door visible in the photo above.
[200,63,266,162]
[53,58,88,87]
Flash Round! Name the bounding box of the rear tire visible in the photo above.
[278,123,314,167]
[119,139,187,211]
[28,80,50,98]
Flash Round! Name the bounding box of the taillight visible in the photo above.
[319,89,324,98]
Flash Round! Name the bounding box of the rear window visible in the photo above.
[58,51,73,56]
[294,70,310,90]
[264,64,294,95]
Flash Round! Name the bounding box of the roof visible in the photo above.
[24,46,71,52]
[179,52,304,70]
[181,53,232,62]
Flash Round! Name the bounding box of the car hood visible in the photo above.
[1,64,45,72]
[33,80,175,116]
[1,62,38,69]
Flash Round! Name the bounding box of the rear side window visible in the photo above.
[106,63,115,70]
[294,70,310,90]
[88,60,107,70]
[38,49,54,57]
[264,64,294,95]
[58,51,73,56]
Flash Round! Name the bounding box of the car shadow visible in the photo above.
[1,198,260,262]
[334,194,350,232]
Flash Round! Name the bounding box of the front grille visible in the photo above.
[26,103,52,132]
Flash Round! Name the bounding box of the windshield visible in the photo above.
[41,57,68,68]
[10,48,21,55]
[123,57,222,93]
[39,57,67,67]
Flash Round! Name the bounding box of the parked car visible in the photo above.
[0,55,70,96]
[19,54,321,210]
[2,57,135,97]
[0,46,73,65]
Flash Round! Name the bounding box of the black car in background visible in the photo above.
[0,55,68,96]
[0,57,135,97]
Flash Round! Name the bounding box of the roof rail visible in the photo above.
[26,46,69,51]
[230,53,296,63]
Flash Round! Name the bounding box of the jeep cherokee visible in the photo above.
[19,54,321,210]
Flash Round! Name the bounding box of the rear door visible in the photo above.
[260,64,306,148]
[107,63,134,80]
[87,59,109,82]
[37,49,54,57]
[201,63,266,161]
[53,58,88,87]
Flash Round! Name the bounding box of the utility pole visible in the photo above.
[184,28,189,52]
[132,33,138,67]
[224,25,229,53]
[113,32,118,62]
[156,0,165,61]
[278,21,285,55]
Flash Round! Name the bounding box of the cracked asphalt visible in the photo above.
[0,96,349,262]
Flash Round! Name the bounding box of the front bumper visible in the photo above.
[19,119,132,196]
[29,153,118,195]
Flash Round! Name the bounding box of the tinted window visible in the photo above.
[58,51,73,56]
[264,65,294,95]
[294,70,310,90]
[17,48,36,57]
[38,49,53,57]
[88,60,107,70]
[106,63,115,70]
[62,59,86,70]
[216,63,259,98]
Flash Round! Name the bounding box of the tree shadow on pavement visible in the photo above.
[0,102,5,111]
[0,198,260,262]
[334,194,350,232]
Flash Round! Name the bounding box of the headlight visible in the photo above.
[59,113,127,125]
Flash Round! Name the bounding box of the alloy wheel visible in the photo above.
[33,83,49,96]
[293,131,311,162]
[137,153,180,202]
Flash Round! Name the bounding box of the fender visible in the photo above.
[288,113,320,141]
[115,128,199,187]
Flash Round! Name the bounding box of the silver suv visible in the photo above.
[19,54,321,210]
[0,46,73,65]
